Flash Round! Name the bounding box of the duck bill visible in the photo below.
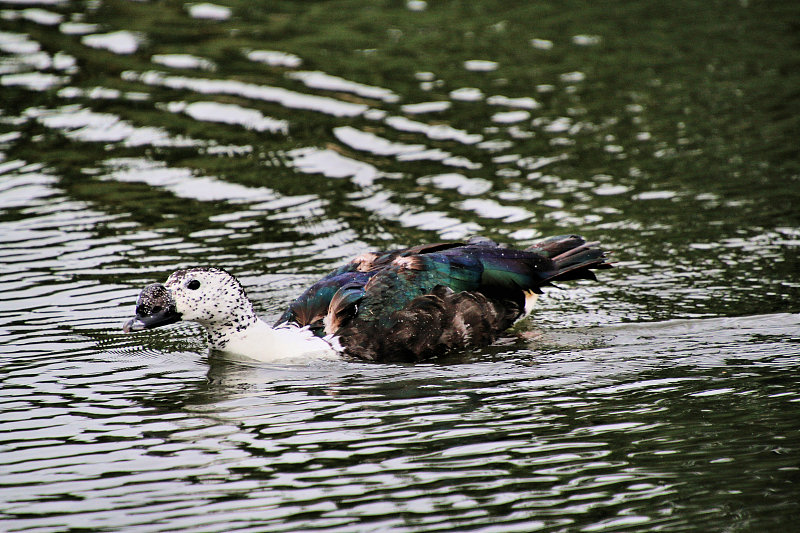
[122,309,181,332]
[122,283,182,332]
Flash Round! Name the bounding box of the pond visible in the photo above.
[1,0,799,531]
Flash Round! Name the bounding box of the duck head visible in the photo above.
[122,282,180,332]
[123,268,258,334]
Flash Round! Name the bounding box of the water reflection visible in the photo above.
[1,0,799,530]
[43,314,790,532]
[124,70,370,117]
[81,30,141,55]
[32,105,202,147]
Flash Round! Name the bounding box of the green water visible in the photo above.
[1,0,799,531]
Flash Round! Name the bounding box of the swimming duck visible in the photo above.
[123,234,611,362]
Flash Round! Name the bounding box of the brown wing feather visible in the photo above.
[336,286,522,362]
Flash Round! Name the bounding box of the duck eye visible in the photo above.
[187,280,201,290]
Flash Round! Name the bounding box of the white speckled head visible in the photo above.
[164,268,258,337]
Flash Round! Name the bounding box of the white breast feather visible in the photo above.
[218,319,339,362]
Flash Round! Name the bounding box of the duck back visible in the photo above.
[276,235,611,362]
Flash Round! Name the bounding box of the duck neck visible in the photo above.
[203,313,263,351]
[198,300,259,350]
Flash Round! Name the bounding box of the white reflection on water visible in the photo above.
[289,147,383,187]
[449,87,484,101]
[463,59,499,72]
[287,71,400,103]
[334,126,424,157]
[487,94,542,109]
[517,154,568,171]
[632,190,678,201]
[0,30,38,56]
[530,38,554,50]
[0,166,56,209]
[81,30,141,55]
[58,21,99,35]
[397,148,481,170]
[8,7,63,25]
[187,2,231,20]
[165,101,289,133]
[593,184,631,196]
[151,53,216,71]
[458,198,535,223]
[417,173,492,196]
[30,105,201,147]
[351,188,482,239]
[400,101,451,114]
[0,71,66,90]
[491,110,531,124]
[124,70,369,117]
[541,116,573,133]
[332,126,481,171]
[384,115,483,145]
[560,71,586,83]
[0,30,73,86]
[0,168,131,281]
[57,86,147,101]
[572,34,603,46]
[246,49,303,68]
[100,158,279,204]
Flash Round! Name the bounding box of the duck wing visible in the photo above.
[279,235,610,361]
[274,242,465,334]
[275,270,371,334]
[342,236,610,361]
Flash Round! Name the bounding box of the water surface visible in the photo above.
[1,0,799,531]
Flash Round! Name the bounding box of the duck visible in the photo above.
[123,234,611,362]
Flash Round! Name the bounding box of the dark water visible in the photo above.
[1,0,799,531]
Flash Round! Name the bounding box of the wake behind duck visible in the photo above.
[123,234,611,362]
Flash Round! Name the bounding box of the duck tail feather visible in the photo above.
[547,237,612,283]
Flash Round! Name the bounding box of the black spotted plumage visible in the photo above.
[276,234,612,362]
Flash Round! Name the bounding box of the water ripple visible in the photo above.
[1,3,800,531]
[123,70,369,117]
